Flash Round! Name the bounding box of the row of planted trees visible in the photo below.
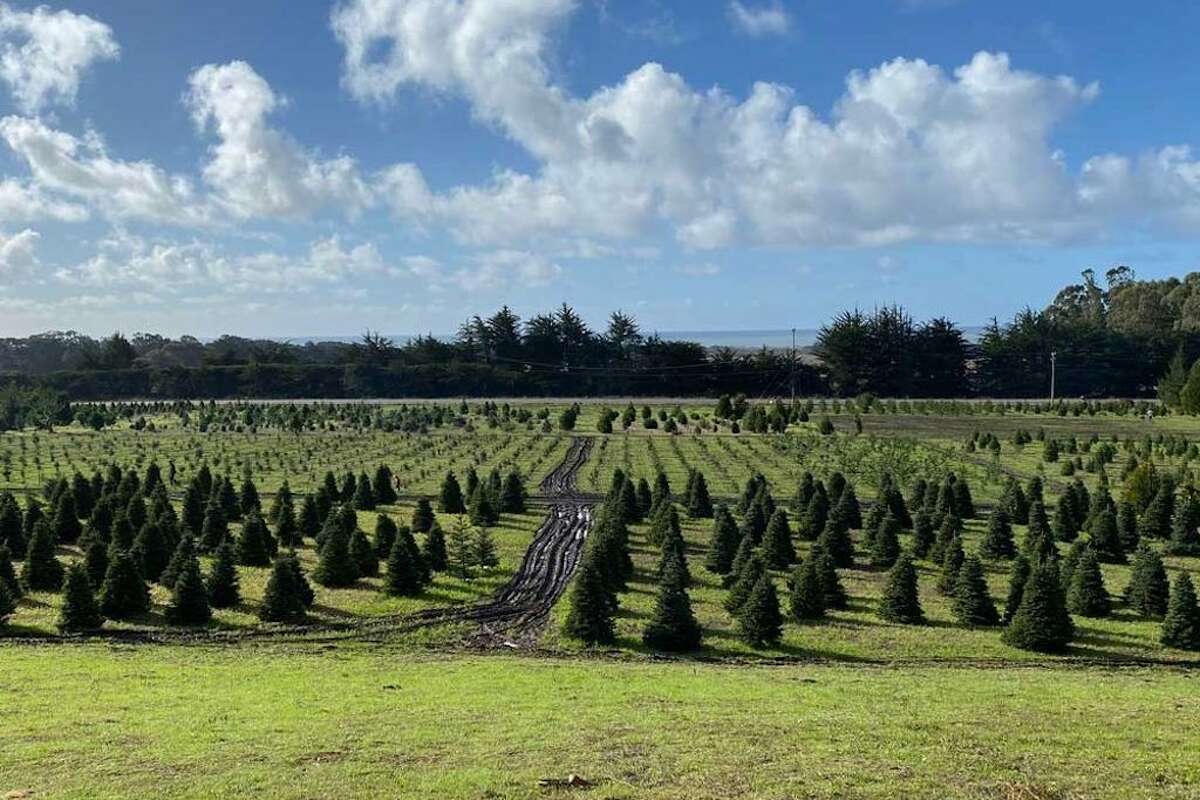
[0,459,531,632]
[559,464,1200,653]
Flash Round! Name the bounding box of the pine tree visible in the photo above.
[259,555,307,622]
[1167,505,1200,556]
[724,533,755,589]
[788,556,826,620]
[236,512,274,567]
[500,471,527,513]
[199,496,228,552]
[0,544,20,600]
[810,543,848,610]
[737,573,783,646]
[725,553,766,614]
[980,508,1016,559]
[1160,573,1200,650]
[1117,500,1140,553]
[468,488,497,528]
[353,473,376,511]
[563,556,615,644]
[239,476,261,519]
[878,554,923,624]
[373,514,398,559]
[762,508,796,569]
[287,552,315,608]
[952,555,999,626]
[438,473,466,514]
[410,497,435,533]
[57,563,102,633]
[1002,558,1074,652]
[687,471,714,518]
[423,524,448,572]
[165,553,212,626]
[1003,554,1031,624]
[51,492,81,545]
[929,513,962,564]
[206,540,241,608]
[133,520,171,583]
[312,520,360,587]
[21,520,63,592]
[0,496,24,556]
[474,525,499,569]
[298,494,321,541]
[268,480,293,526]
[1125,546,1170,618]
[0,577,14,626]
[384,532,425,596]
[98,550,150,619]
[83,538,108,587]
[350,526,379,577]
[181,482,205,538]
[870,512,901,569]
[219,476,241,521]
[937,535,965,595]
[910,509,934,559]
[705,506,740,574]
[274,501,299,549]
[1067,548,1111,617]
[373,464,398,505]
[446,519,476,580]
[642,556,703,652]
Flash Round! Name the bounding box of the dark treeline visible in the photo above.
[2,269,1198,400]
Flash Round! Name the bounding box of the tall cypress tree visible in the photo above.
[21,520,63,592]
[952,555,999,626]
[206,540,241,608]
[737,573,783,646]
[1160,572,1200,651]
[1002,558,1074,652]
[878,554,923,624]
[57,563,102,633]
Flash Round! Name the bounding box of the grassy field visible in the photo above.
[1,644,1195,800]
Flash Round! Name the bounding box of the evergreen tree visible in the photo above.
[134,520,171,583]
[870,512,901,569]
[21,520,63,592]
[350,526,379,577]
[239,476,261,519]
[312,521,360,587]
[937,535,965,595]
[384,532,425,596]
[687,471,714,519]
[500,471,527,514]
[164,554,211,626]
[704,506,740,575]
[929,513,962,564]
[199,495,228,552]
[411,497,435,533]
[1003,554,1031,624]
[287,552,315,608]
[51,492,81,545]
[1060,539,1087,595]
[739,502,767,546]
[423,524,448,572]
[911,509,935,559]
[1116,500,1140,553]
[206,540,241,608]
[761,509,796,569]
[878,554,923,624]
[236,511,274,567]
[725,553,766,614]
[737,573,783,646]
[952,477,976,519]
[438,473,466,514]
[351,472,375,511]
[268,480,293,526]
[373,514,398,560]
[1002,558,1074,652]
[98,550,150,619]
[810,543,848,610]
[181,482,205,538]
[1124,546,1170,618]
[980,508,1015,560]
[0,544,20,599]
[1066,548,1111,617]
[952,555,999,626]
[0,577,14,626]
[724,533,756,589]
[1167,505,1200,556]
[218,476,241,521]
[259,555,307,622]
[563,557,615,644]
[636,477,653,517]
[469,487,498,528]
[446,519,476,580]
[161,534,197,589]
[0,496,24,556]
[816,517,854,568]
[642,556,703,652]
[835,483,863,529]
[788,556,826,620]
[1088,508,1126,563]
[298,494,321,541]
[1160,573,1200,650]
[373,464,398,505]
[57,563,102,633]
[274,501,299,549]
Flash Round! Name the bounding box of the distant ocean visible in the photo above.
[292,327,985,349]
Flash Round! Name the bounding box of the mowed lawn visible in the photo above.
[0,644,1195,799]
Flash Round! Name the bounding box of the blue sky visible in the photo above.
[0,0,1198,338]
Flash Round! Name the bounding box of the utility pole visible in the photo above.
[1050,350,1057,401]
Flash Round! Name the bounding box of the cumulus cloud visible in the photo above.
[187,61,373,219]
[0,178,88,222]
[0,226,38,273]
[336,0,1198,249]
[0,2,118,112]
[727,2,791,37]
[0,116,209,225]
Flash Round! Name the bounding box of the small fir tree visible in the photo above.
[164,554,212,626]
[1125,546,1170,618]
[1160,572,1200,650]
[1066,548,1111,617]
[98,550,150,619]
[1002,558,1074,652]
[206,540,241,608]
[878,554,924,624]
[737,573,783,646]
[57,563,102,633]
[952,555,999,626]
[788,556,826,621]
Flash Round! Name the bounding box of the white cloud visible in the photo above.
[0,226,38,273]
[0,2,118,112]
[675,262,721,276]
[0,178,88,222]
[187,61,373,219]
[727,2,791,38]
[339,1,1198,249]
[449,249,562,291]
[0,115,209,225]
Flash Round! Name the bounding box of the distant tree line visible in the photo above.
[4,269,1200,400]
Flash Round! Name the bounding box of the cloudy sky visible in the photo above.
[0,0,1198,337]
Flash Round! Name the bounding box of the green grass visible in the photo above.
[0,644,1195,799]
